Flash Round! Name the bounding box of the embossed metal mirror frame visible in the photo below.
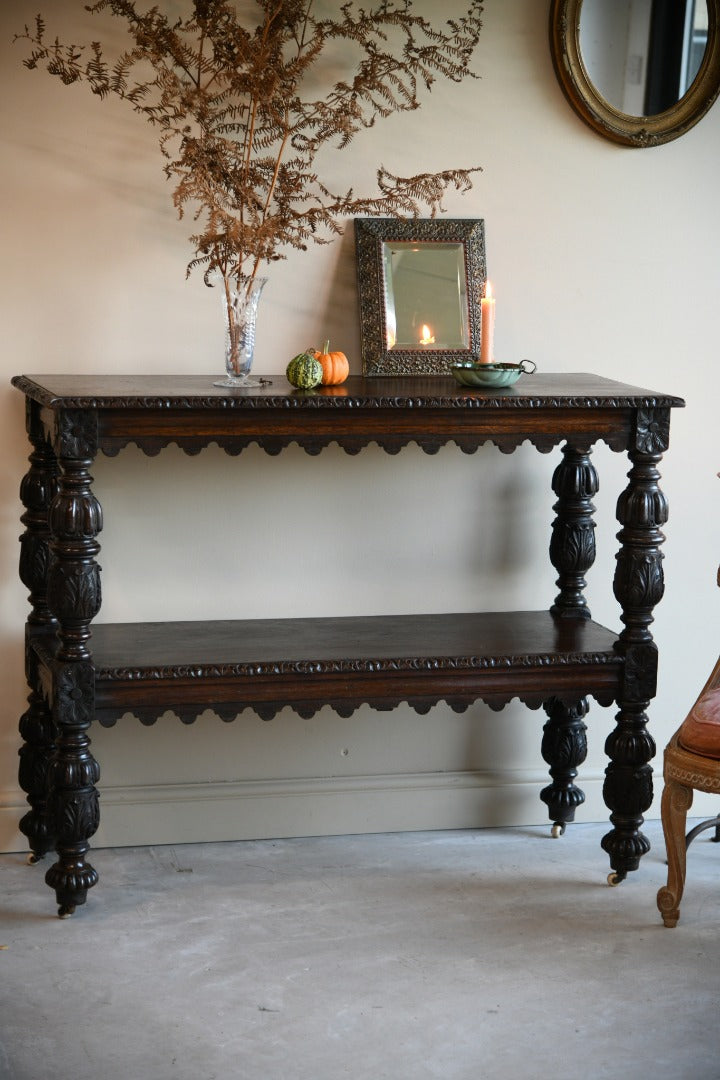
[549,0,720,147]
[355,218,486,376]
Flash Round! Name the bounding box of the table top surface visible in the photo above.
[79,611,622,676]
[12,373,685,410]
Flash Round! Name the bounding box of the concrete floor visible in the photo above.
[1,820,719,1080]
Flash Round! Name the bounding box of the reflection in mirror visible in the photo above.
[549,0,720,145]
[580,0,708,116]
[383,242,469,350]
[355,218,486,376]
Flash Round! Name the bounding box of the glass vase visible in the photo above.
[213,273,267,388]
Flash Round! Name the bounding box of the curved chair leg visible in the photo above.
[657,778,694,927]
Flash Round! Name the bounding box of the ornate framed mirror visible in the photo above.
[549,0,720,146]
[354,218,486,376]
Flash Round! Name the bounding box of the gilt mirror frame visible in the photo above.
[549,0,720,147]
[355,217,486,376]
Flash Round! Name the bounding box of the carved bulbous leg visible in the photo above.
[657,777,693,928]
[604,413,669,880]
[43,420,103,914]
[18,688,58,861]
[540,697,588,833]
[43,663,101,915]
[549,444,598,620]
[601,705,655,880]
[47,455,102,663]
[19,403,59,627]
[18,401,60,861]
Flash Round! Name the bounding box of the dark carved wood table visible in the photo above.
[12,372,684,916]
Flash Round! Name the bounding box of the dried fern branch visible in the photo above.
[16,0,483,291]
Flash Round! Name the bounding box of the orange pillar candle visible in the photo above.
[480,280,495,365]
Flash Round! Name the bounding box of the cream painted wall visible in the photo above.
[1,1,718,853]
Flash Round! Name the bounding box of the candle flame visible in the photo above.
[484,280,493,300]
[419,324,435,345]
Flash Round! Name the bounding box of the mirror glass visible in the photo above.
[382,242,469,350]
[549,0,720,145]
[580,0,708,116]
[355,218,486,376]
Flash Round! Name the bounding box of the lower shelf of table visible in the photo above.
[31,610,625,725]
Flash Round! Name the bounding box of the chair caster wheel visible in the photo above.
[27,852,41,865]
[551,823,566,838]
[607,871,625,887]
[58,905,76,919]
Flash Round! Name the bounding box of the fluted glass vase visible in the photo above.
[213,273,267,388]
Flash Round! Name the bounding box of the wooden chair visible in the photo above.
[657,654,720,927]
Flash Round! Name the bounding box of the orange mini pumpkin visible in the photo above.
[314,340,349,385]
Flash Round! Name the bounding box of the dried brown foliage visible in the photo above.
[16,1,483,287]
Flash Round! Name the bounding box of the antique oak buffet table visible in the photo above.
[12,372,684,917]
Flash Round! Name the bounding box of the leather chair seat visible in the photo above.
[677,686,720,760]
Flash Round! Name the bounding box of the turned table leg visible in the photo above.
[540,697,588,836]
[542,443,596,833]
[18,400,59,862]
[549,443,598,621]
[602,409,670,883]
[44,409,103,917]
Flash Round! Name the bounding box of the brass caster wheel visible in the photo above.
[57,905,76,919]
[607,872,625,887]
[551,823,566,838]
[27,852,41,866]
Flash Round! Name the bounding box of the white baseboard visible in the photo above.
[3,768,716,853]
[0,768,599,851]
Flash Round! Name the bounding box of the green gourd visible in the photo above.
[286,351,323,389]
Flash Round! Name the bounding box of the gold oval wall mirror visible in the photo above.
[549,0,720,145]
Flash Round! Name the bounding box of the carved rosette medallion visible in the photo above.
[549,445,598,618]
[635,408,670,455]
[620,643,658,702]
[53,408,98,461]
[55,661,95,727]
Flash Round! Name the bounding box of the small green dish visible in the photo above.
[451,359,536,388]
